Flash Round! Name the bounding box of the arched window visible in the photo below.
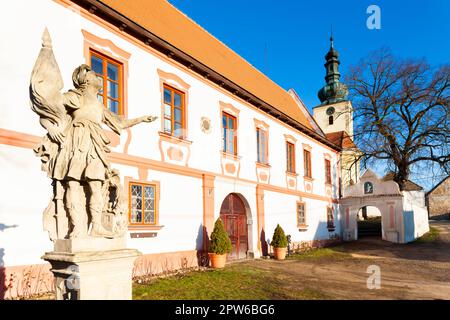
[364,182,374,194]
[328,115,334,125]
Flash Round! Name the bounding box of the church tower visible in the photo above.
[313,35,360,193]
[313,35,353,136]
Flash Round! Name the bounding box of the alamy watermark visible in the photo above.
[366,5,381,30]
[366,265,381,289]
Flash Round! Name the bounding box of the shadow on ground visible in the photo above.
[332,221,450,263]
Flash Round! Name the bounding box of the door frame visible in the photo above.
[219,193,250,260]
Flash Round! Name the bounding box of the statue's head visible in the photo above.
[72,64,102,92]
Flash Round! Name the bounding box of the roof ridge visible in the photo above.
[426,175,450,195]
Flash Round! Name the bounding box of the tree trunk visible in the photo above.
[394,162,410,191]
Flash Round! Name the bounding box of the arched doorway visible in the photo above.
[357,206,382,238]
[220,193,249,260]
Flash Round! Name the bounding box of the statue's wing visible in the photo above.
[29,28,67,127]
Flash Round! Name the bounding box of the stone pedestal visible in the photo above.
[42,238,140,300]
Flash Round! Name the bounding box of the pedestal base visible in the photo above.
[42,238,140,300]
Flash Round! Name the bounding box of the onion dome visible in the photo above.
[317,35,348,105]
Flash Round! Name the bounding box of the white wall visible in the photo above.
[402,191,429,240]
[264,191,340,244]
[313,101,353,137]
[0,145,54,266]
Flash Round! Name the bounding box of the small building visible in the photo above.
[340,170,429,243]
[426,176,450,220]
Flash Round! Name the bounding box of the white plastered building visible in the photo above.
[0,0,344,297]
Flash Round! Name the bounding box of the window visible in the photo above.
[328,115,334,125]
[303,149,312,178]
[90,50,122,114]
[327,207,335,230]
[222,112,237,155]
[297,202,306,227]
[325,159,332,184]
[257,128,268,164]
[163,84,185,138]
[286,142,295,173]
[129,182,157,225]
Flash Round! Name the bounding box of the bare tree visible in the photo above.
[345,49,450,190]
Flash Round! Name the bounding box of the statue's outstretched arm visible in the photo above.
[103,108,157,135]
[121,115,158,129]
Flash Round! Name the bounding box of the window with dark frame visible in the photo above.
[129,182,157,225]
[303,149,312,178]
[257,128,268,164]
[222,112,237,155]
[325,159,332,184]
[163,84,185,138]
[328,115,334,125]
[90,50,122,115]
[297,202,306,227]
[286,142,295,173]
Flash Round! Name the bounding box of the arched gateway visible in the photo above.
[219,193,250,260]
[340,169,429,243]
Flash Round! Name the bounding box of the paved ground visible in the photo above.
[237,220,450,300]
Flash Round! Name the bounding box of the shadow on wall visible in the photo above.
[1,223,18,300]
[0,223,18,232]
[403,211,415,243]
[286,221,340,254]
[263,220,339,257]
[195,224,209,267]
[260,228,268,256]
[1,248,5,300]
[313,220,339,244]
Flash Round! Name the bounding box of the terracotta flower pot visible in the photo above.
[273,247,287,260]
[209,253,227,268]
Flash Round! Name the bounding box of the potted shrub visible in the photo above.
[270,224,288,260]
[208,218,232,268]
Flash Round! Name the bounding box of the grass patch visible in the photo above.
[133,264,327,300]
[287,247,351,261]
[415,227,440,243]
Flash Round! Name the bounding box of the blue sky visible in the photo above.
[169,0,449,110]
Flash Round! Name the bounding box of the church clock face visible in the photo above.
[326,107,335,115]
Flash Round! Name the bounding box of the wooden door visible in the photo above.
[220,194,248,260]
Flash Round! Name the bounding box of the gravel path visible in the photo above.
[240,221,450,300]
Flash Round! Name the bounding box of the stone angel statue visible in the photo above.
[30,29,157,240]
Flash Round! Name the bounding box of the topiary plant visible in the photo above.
[270,224,288,248]
[209,218,232,255]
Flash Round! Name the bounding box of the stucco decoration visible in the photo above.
[201,117,211,134]
[30,29,158,240]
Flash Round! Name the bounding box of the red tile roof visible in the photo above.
[325,131,357,149]
[382,172,423,191]
[99,0,314,130]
